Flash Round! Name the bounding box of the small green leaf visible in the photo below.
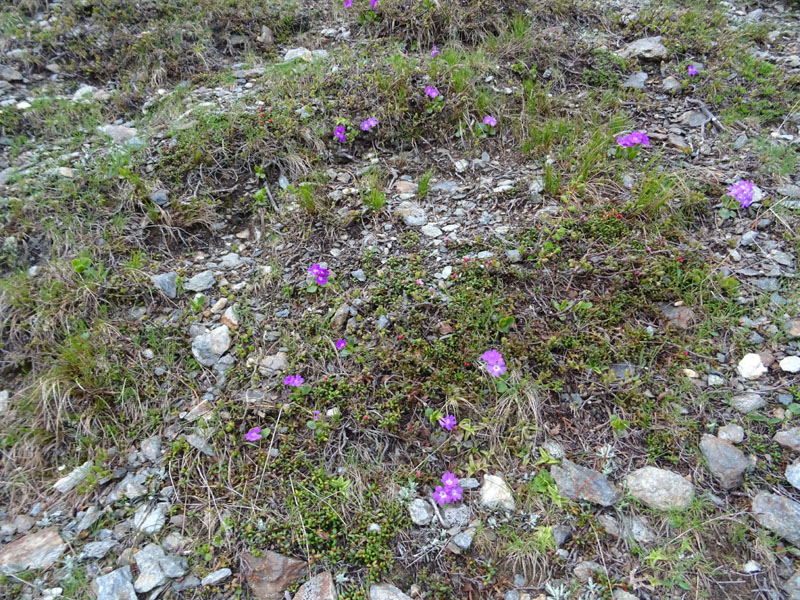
[497,315,515,333]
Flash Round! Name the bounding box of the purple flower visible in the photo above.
[728,180,755,208]
[309,263,330,285]
[442,472,459,488]
[687,64,698,76]
[245,427,262,442]
[284,374,305,387]
[487,362,507,378]
[481,349,505,365]
[334,125,347,143]
[432,485,450,505]
[439,414,457,431]
[616,131,650,148]
[360,117,378,131]
[425,85,439,99]
[483,115,497,127]
[370,0,378,7]
[313,410,321,421]
[335,339,347,350]
[431,45,439,57]
[344,0,352,6]
[448,485,463,502]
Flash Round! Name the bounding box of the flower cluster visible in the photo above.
[284,374,304,387]
[360,117,378,131]
[431,45,439,57]
[309,263,330,285]
[687,64,698,76]
[616,131,650,148]
[481,349,507,378]
[245,427,262,442]
[334,125,347,143]
[728,180,755,208]
[439,414,457,431]
[335,339,347,350]
[483,115,497,127]
[425,85,439,99]
[432,472,463,504]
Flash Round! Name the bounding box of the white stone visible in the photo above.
[53,461,93,494]
[780,356,800,373]
[479,474,515,511]
[737,353,767,380]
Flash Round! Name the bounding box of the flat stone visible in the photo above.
[98,124,138,144]
[480,474,515,511]
[149,189,169,206]
[737,354,768,380]
[617,36,669,60]
[292,571,336,600]
[441,503,471,528]
[201,568,232,586]
[80,540,118,560]
[786,460,800,491]
[421,224,443,237]
[623,71,648,89]
[331,304,350,332]
[370,583,413,600]
[662,76,681,92]
[0,65,23,82]
[775,428,800,452]
[668,133,692,152]
[185,433,214,457]
[184,270,216,292]
[699,434,748,489]
[95,566,137,600]
[0,528,66,574]
[394,201,427,226]
[625,467,694,511]
[219,252,245,269]
[718,424,744,444]
[134,544,167,593]
[597,514,655,544]
[192,325,231,366]
[284,47,313,62]
[241,550,306,600]
[659,303,695,329]
[780,356,800,373]
[151,272,177,298]
[550,459,622,506]
[752,492,800,546]
[259,352,289,376]
[53,460,93,493]
[730,392,766,413]
[132,503,168,534]
[408,499,434,526]
[141,437,162,462]
[574,560,602,583]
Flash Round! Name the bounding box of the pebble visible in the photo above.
[479,474,515,511]
[775,428,800,452]
[730,392,766,413]
[421,224,443,237]
[201,568,232,586]
[191,325,231,367]
[780,356,800,373]
[131,503,168,534]
[617,36,669,59]
[184,270,216,292]
[737,354,767,380]
[95,566,137,600]
[718,424,744,444]
[370,583,413,600]
[550,459,621,506]
[394,201,427,226]
[786,460,800,491]
[699,434,748,489]
[408,499,433,526]
[752,492,800,546]
[625,467,694,510]
[623,72,648,89]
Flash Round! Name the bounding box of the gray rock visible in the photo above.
[775,428,800,452]
[80,540,118,560]
[617,36,669,60]
[201,568,232,586]
[408,499,433,526]
[730,393,766,414]
[659,303,695,329]
[700,434,748,489]
[293,571,336,600]
[259,351,289,376]
[284,47,312,62]
[623,71,648,89]
[96,566,137,600]
[752,492,800,546]
[662,76,681,92]
[778,185,800,198]
[149,189,169,206]
[780,356,800,373]
[450,529,474,552]
[625,467,694,511]
[0,65,23,82]
[132,503,168,534]
[754,277,780,292]
[550,459,622,506]
[141,437,162,462]
[597,514,655,544]
[552,525,572,548]
[441,503,471,528]
[115,472,148,500]
[573,560,602,583]
[506,249,521,263]
[184,270,216,292]
[786,460,800,491]
[185,433,214,457]
[394,201,427,226]
[151,272,178,298]
[331,304,350,332]
[219,252,244,270]
[0,528,66,574]
[134,544,168,593]
[612,591,639,600]
[53,460,93,493]
[784,571,800,600]
[370,583,413,600]
[191,325,231,366]
[480,474,515,511]
[351,269,366,282]
[160,555,188,579]
[173,575,201,592]
[718,424,744,444]
[98,124,138,144]
[421,224,443,237]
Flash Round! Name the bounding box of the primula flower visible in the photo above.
[425,85,439,99]
[616,131,650,148]
[687,64,698,76]
[334,125,347,143]
[245,427,262,442]
[309,263,330,285]
[728,180,755,208]
[432,485,450,505]
[360,117,378,131]
[442,472,459,488]
[487,361,507,377]
[481,349,505,366]
[483,115,497,127]
[284,374,304,387]
[344,0,352,6]
[447,485,463,502]
[335,339,347,350]
[313,410,321,421]
[431,45,439,57]
[370,0,378,7]
[439,414,457,431]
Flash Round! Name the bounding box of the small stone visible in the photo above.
[718,424,744,444]
[293,571,336,600]
[752,492,800,546]
[506,249,521,263]
[743,560,761,574]
[441,503,471,529]
[662,76,681,92]
[132,503,168,534]
[479,474,515,511]
[134,544,167,593]
[259,352,289,376]
[351,269,366,282]
[737,354,768,380]
[707,374,725,386]
[700,434,748,489]
[191,325,231,367]
[185,433,214,457]
[550,459,622,506]
[668,133,692,152]
[625,467,694,511]
[149,189,169,206]
[780,356,800,373]
[370,583,413,600]
[775,428,800,452]
[58,166,74,178]
[80,540,118,560]
[95,566,137,600]
[0,65,23,82]
[0,528,66,574]
[623,71,648,89]
[394,202,427,226]
[659,303,695,329]
[221,305,239,329]
[786,460,800,491]
[617,36,669,60]
[98,124,138,144]
[421,224,443,237]
[141,437,161,462]
[331,304,350,332]
[184,270,216,292]
[201,568,232,586]
[730,392,766,413]
[573,560,602,583]
[284,47,312,62]
[73,84,97,102]
[151,272,178,298]
[612,591,639,600]
[408,499,434,526]
[53,460,93,494]
[241,551,307,599]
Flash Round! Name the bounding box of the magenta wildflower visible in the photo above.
[487,362,507,377]
[335,339,347,350]
[431,45,439,57]
[439,414,457,431]
[728,180,755,208]
[360,117,378,131]
[344,0,352,6]
[687,64,698,76]
[432,485,450,505]
[313,410,321,421]
[334,125,347,143]
[483,115,497,127]
[370,0,378,7]
[442,472,459,488]
[309,263,330,285]
[616,131,650,148]
[284,374,305,387]
[448,485,463,502]
[245,427,262,442]
[425,85,439,99]
[481,349,505,365]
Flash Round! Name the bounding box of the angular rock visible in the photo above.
[241,550,306,600]
[0,65,23,82]
[151,272,178,298]
[202,568,232,586]
[699,434,748,489]
[662,76,681,92]
[625,467,693,511]
[574,560,602,583]
[738,353,768,380]
[550,459,622,506]
[98,124,138,144]
[441,503,470,529]
[293,571,336,600]
[775,428,800,452]
[185,433,215,457]
[284,47,313,62]
[331,304,350,332]
[480,474,515,511]
[394,201,427,226]
[141,437,162,462]
[149,189,169,206]
[184,270,216,292]
[132,502,168,534]
[787,460,800,491]
[784,571,800,600]
[623,71,648,89]
[161,555,188,578]
[134,543,167,593]
[95,566,137,600]
[780,356,800,373]
[421,224,443,237]
[408,499,434,526]
[370,583,413,600]
[659,303,695,329]
[192,325,231,367]
[730,392,766,414]
[0,528,66,574]
[717,424,744,444]
[752,492,800,546]
[617,36,669,60]
[218,252,244,270]
[668,134,691,152]
[597,513,655,544]
[80,540,118,560]
[259,352,289,376]
[53,460,93,494]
